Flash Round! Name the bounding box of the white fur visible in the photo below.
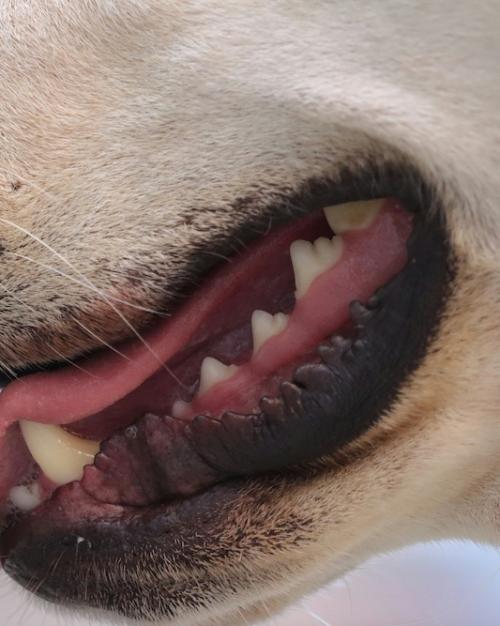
[1,1,500,624]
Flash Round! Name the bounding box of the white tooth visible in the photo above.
[290,239,317,298]
[251,310,289,353]
[313,236,343,264]
[172,399,190,418]
[9,482,42,512]
[19,421,100,486]
[323,199,384,234]
[198,356,239,396]
[290,236,343,298]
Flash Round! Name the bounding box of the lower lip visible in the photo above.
[0,198,412,518]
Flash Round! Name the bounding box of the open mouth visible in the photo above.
[0,169,452,608]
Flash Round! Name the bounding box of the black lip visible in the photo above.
[73,201,452,508]
[0,162,454,617]
[2,477,290,618]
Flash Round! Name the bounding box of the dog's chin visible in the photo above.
[0,166,453,621]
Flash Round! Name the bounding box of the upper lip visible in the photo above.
[0,164,454,616]
[2,187,450,500]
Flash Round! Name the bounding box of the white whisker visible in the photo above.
[0,282,98,378]
[2,218,187,389]
[0,359,17,379]
[236,607,252,626]
[10,252,166,317]
[43,345,99,380]
[71,317,131,362]
[259,599,275,623]
[303,607,333,626]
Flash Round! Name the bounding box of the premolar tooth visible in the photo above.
[198,356,239,396]
[290,236,343,298]
[251,310,289,353]
[19,421,100,486]
[323,199,384,234]
[313,236,343,264]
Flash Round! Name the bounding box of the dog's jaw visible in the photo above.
[0,1,500,624]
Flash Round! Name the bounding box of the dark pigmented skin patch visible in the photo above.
[2,477,314,618]
[73,206,452,507]
[0,164,453,619]
[0,202,453,620]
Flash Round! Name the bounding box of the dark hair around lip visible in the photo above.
[0,155,455,619]
[0,176,454,618]
[74,201,452,508]
[0,154,433,382]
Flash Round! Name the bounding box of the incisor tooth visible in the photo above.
[19,421,100,486]
[9,482,42,512]
[251,310,289,353]
[323,199,384,234]
[290,236,343,298]
[198,356,239,396]
[172,399,190,418]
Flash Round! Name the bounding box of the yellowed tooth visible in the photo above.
[251,310,289,353]
[19,421,100,486]
[290,236,343,298]
[9,482,42,512]
[198,356,239,396]
[323,199,384,234]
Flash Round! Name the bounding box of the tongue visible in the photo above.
[0,212,314,430]
[0,199,411,434]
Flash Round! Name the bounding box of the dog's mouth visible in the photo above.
[0,170,452,609]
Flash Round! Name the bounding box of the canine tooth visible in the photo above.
[198,356,238,395]
[251,310,289,353]
[323,199,384,234]
[9,482,42,512]
[19,421,100,486]
[290,236,343,298]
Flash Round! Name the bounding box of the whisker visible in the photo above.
[71,317,131,362]
[259,599,275,623]
[0,358,18,379]
[44,345,99,380]
[10,252,167,317]
[303,607,333,626]
[2,218,187,390]
[236,607,252,626]
[202,250,234,263]
[0,282,98,379]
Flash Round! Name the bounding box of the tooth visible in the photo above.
[323,199,384,234]
[290,236,343,298]
[9,482,42,512]
[172,399,190,418]
[251,310,289,353]
[198,356,239,396]
[19,421,100,486]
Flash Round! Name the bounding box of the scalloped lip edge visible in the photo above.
[0,162,446,519]
[73,196,452,514]
[0,175,456,618]
[0,198,412,523]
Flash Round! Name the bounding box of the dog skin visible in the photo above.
[1,1,500,625]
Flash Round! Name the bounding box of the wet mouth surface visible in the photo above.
[0,177,452,612]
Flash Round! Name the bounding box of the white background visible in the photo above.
[1,542,499,626]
